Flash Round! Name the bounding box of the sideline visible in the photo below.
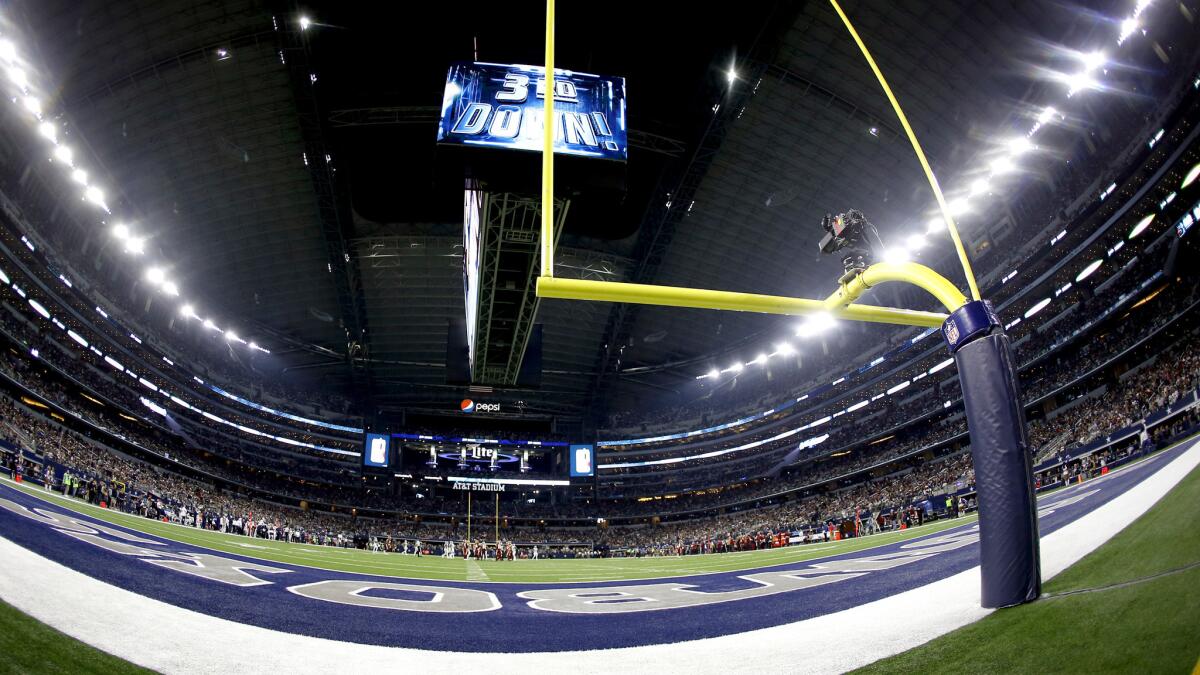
[0,438,1195,673]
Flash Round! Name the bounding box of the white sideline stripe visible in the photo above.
[0,438,1195,674]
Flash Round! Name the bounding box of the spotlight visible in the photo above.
[111,223,130,240]
[145,267,165,285]
[299,15,312,30]
[1036,106,1058,125]
[796,313,835,338]
[180,304,196,318]
[1078,50,1106,73]
[989,156,1015,175]
[7,66,27,88]
[84,185,105,207]
[881,247,911,264]
[1005,136,1033,157]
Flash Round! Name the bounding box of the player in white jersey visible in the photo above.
[532,545,539,560]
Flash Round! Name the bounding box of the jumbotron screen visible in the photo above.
[397,439,556,474]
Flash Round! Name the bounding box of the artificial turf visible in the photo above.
[1,480,979,583]
[854,464,1200,675]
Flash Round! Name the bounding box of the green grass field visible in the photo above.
[2,479,978,583]
[855,463,1200,674]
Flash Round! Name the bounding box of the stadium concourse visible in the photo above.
[2,0,1200,672]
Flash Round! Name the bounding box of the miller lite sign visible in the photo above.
[437,62,627,161]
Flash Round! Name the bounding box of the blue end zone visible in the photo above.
[0,439,1189,653]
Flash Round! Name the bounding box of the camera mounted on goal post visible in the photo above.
[819,209,876,283]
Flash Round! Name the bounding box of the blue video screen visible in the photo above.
[569,444,595,477]
[437,62,627,161]
[363,433,391,468]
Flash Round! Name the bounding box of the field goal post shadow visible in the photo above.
[531,0,1040,608]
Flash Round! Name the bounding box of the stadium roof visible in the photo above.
[11,0,1195,425]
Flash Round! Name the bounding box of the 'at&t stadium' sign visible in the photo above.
[437,62,627,161]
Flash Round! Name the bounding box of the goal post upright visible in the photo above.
[535,0,1040,609]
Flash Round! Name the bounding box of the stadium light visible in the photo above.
[225,329,238,341]
[21,95,40,116]
[946,197,970,216]
[37,121,55,142]
[906,233,926,251]
[928,358,954,374]
[84,185,105,208]
[203,318,218,331]
[299,15,312,30]
[730,362,744,373]
[125,237,145,255]
[145,267,165,285]
[1024,297,1052,319]
[989,155,1015,175]
[881,247,911,264]
[707,367,720,378]
[796,312,835,338]
[926,218,944,234]
[180,304,196,318]
[1127,213,1154,239]
[53,144,73,165]
[1118,18,1139,44]
[0,40,16,63]
[1005,136,1033,157]
[1036,106,1058,125]
[70,168,87,185]
[1078,50,1106,72]
[162,281,179,297]
[1075,259,1103,282]
[7,66,27,88]
[111,223,130,240]
[775,342,794,356]
[969,178,990,197]
[1182,162,1200,189]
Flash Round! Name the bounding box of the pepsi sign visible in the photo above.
[437,62,627,161]
[460,399,501,414]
